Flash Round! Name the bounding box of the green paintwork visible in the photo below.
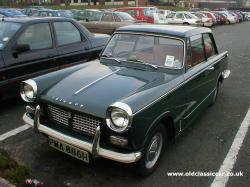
[30,32,229,153]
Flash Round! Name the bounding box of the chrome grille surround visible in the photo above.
[47,105,101,136]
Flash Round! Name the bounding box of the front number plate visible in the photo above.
[48,137,89,163]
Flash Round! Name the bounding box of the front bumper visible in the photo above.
[23,105,141,164]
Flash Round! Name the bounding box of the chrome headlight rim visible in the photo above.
[106,102,133,133]
[20,79,37,103]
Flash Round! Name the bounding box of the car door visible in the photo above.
[53,21,92,69]
[82,12,102,33]
[183,34,217,127]
[2,22,57,94]
[99,13,116,34]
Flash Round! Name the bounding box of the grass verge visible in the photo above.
[0,149,30,187]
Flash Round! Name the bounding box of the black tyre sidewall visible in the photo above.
[136,124,166,177]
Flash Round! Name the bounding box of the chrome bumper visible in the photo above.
[222,69,231,79]
[23,105,141,163]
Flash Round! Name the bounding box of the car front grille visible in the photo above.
[47,105,69,126]
[47,104,101,136]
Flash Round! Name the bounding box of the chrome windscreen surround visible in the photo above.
[20,79,37,103]
[23,106,142,163]
[106,102,133,133]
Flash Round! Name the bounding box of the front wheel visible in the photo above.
[137,124,166,176]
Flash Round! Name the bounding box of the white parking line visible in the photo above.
[210,108,250,187]
[0,125,31,142]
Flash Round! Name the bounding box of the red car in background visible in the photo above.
[200,11,217,25]
[114,7,156,23]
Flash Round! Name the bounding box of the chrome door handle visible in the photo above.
[208,66,215,71]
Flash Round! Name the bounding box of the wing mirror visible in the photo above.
[12,44,30,58]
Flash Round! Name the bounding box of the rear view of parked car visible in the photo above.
[0,17,109,100]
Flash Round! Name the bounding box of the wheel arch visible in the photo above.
[143,112,176,147]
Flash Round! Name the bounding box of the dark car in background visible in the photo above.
[0,8,27,17]
[0,17,109,100]
[31,9,61,17]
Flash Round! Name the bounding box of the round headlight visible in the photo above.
[106,102,133,133]
[20,79,37,103]
[111,108,129,128]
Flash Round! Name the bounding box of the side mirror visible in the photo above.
[12,44,30,58]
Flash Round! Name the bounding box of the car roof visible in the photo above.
[1,17,73,23]
[117,24,212,38]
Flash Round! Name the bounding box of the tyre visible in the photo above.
[137,124,166,176]
[210,81,220,106]
[183,22,189,25]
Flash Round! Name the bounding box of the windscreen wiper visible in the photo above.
[122,58,158,70]
[100,55,121,63]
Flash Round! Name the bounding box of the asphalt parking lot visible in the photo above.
[0,22,250,187]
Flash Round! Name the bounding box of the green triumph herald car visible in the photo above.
[21,25,230,176]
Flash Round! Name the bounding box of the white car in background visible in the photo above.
[191,12,213,27]
[156,9,172,18]
[166,11,203,26]
[152,12,168,24]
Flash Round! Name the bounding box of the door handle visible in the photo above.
[207,66,215,71]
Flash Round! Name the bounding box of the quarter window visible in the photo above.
[190,34,205,67]
[176,13,184,19]
[18,23,52,50]
[203,33,216,59]
[54,22,82,46]
[101,13,114,22]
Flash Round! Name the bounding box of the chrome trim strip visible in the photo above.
[133,51,228,115]
[74,69,120,95]
[23,109,141,164]
[184,88,215,119]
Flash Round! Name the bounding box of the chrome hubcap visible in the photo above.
[145,132,163,169]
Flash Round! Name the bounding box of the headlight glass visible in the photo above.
[111,108,129,128]
[20,80,37,103]
[24,84,34,100]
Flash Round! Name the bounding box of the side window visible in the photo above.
[184,13,192,19]
[190,34,205,67]
[176,13,184,19]
[54,22,82,46]
[88,12,102,21]
[101,13,114,22]
[114,14,121,22]
[166,13,175,18]
[126,10,135,17]
[18,23,52,50]
[136,10,140,17]
[203,33,216,59]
